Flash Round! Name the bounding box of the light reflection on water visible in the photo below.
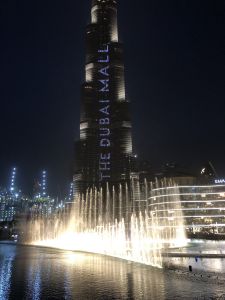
[166,240,225,273]
[0,244,224,300]
[184,240,225,255]
[0,245,15,299]
[166,256,225,274]
[26,258,41,300]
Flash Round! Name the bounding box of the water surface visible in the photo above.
[166,240,225,273]
[0,244,224,300]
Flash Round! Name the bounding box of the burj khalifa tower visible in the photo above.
[74,0,134,194]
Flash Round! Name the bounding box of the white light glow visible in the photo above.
[152,185,225,191]
[149,191,225,200]
[149,199,225,207]
[29,183,187,269]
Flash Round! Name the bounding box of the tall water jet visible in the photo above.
[25,178,187,268]
[149,178,187,248]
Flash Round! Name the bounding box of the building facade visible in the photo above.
[74,0,134,194]
[149,180,225,235]
[0,189,21,222]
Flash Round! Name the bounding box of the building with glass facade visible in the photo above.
[0,190,20,222]
[149,180,225,234]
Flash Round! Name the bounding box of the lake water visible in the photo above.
[165,240,225,274]
[0,244,225,300]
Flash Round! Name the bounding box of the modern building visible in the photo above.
[0,199,16,222]
[74,0,135,194]
[0,168,21,222]
[149,179,225,235]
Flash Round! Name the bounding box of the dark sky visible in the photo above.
[0,0,224,196]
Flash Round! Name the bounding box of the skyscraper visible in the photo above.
[74,0,134,194]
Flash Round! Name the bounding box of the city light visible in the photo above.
[41,170,47,197]
[0,0,224,298]
[9,167,17,194]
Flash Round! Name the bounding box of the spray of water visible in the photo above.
[28,179,186,268]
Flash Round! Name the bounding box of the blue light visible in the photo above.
[215,179,225,184]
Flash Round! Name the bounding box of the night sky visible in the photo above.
[0,0,224,196]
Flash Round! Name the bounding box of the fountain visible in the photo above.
[26,179,187,268]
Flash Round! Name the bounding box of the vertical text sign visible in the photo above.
[98,45,111,181]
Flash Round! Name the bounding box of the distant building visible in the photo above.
[0,189,23,222]
[149,179,225,235]
[0,168,22,222]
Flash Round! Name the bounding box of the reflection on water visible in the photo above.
[166,256,225,274]
[61,252,166,300]
[0,244,224,300]
[26,259,41,300]
[0,245,15,299]
[166,240,225,273]
[183,240,225,255]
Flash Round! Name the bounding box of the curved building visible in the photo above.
[149,181,225,234]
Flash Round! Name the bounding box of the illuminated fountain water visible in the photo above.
[27,179,187,268]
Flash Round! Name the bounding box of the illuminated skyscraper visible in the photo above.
[74,0,134,193]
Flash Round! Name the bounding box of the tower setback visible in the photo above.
[74,0,133,194]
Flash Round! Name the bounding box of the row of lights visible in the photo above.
[10,167,16,192]
[42,170,47,197]
[7,167,74,201]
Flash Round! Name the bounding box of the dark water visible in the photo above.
[0,244,224,300]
